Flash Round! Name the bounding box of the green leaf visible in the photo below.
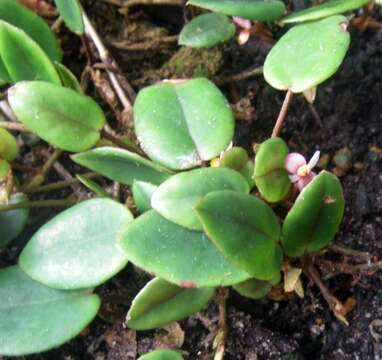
[55,62,83,93]
[0,0,62,62]
[0,128,19,161]
[152,167,249,231]
[179,13,235,48]
[139,349,184,360]
[127,277,214,330]
[254,137,291,203]
[188,0,285,21]
[0,266,100,356]
[72,147,172,185]
[240,160,256,189]
[134,78,234,170]
[0,193,29,248]
[119,210,250,287]
[8,81,106,152]
[233,278,272,299]
[0,59,11,85]
[0,159,10,180]
[54,0,84,34]
[19,198,133,289]
[220,147,249,171]
[132,181,158,213]
[281,0,369,24]
[264,15,350,93]
[282,171,345,257]
[196,190,282,281]
[76,174,110,197]
[0,21,60,84]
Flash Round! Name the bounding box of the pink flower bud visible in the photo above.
[285,153,306,174]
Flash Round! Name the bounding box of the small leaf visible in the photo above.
[55,62,83,93]
[254,137,291,203]
[233,278,272,299]
[0,128,19,161]
[0,266,100,356]
[179,13,235,48]
[220,146,249,171]
[264,15,350,93]
[119,210,250,287]
[72,147,172,185]
[280,0,370,24]
[132,180,158,213]
[8,81,106,152]
[138,349,184,360]
[19,198,133,289]
[196,190,282,281]
[240,160,256,189]
[152,167,249,230]
[76,174,110,197]
[188,0,285,21]
[0,21,61,84]
[127,277,214,330]
[134,78,234,170]
[0,193,29,248]
[54,0,84,34]
[0,0,62,62]
[282,171,345,257]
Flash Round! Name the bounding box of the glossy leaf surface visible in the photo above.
[196,191,282,281]
[220,147,249,171]
[127,278,214,330]
[264,15,350,93]
[281,0,369,24]
[0,0,61,61]
[120,210,250,287]
[19,198,132,289]
[0,128,19,161]
[134,78,234,170]
[233,278,272,299]
[139,349,184,360]
[132,181,157,213]
[54,0,84,34]
[72,147,172,185]
[179,13,235,48]
[254,137,290,203]
[152,167,249,230]
[8,81,105,152]
[0,193,29,248]
[0,266,100,356]
[188,0,285,21]
[282,171,345,257]
[0,21,60,84]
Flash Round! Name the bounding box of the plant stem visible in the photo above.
[214,288,229,360]
[101,128,144,155]
[0,198,77,212]
[0,121,28,132]
[329,244,372,261]
[215,66,263,85]
[272,89,293,138]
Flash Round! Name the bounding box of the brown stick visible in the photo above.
[272,89,293,138]
[0,121,27,132]
[0,197,77,212]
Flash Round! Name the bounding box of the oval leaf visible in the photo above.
[220,146,249,171]
[0,266,100,356]
[0,20,60,84]
[0,128,19,161]
[179,13,235,48]
[54,0,84,34]
[134,78,234,170]
[188,0,285,21]
[0,193,29,248]
[19,198,133,289]
[264,15,350,93]
[254,137,291,203]
[196,190,282,281]
[132,181,158,213]
[0,0,61,61]
[8,81,106,152]
[139,349,184,360]
[72,147,172,185]
[281,0,369,24]
[282,171,345,257]
[152,167,249,230]
[127,277,214,330]
[233,278,272,300]
[120,210,250,287]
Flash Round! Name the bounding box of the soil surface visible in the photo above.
[1,1,382,359]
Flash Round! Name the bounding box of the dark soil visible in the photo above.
[1,1,382,360]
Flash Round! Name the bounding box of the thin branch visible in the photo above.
[215,66,263,86]
[0,198,77,212]
[0,122,28,132]
[272,89,293,138]
[329,244,372,261]
[101,128,144,155]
